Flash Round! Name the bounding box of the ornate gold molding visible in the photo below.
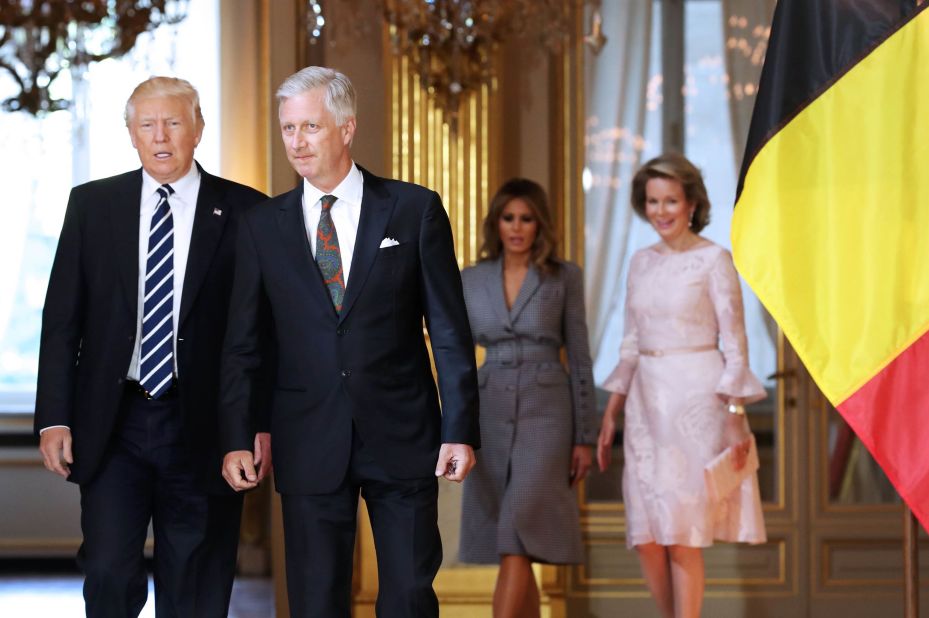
[386,25,500,267]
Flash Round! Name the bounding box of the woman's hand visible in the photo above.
[597,414,616,472]
[597,393,626,472]
[724,399,752,470]
[570,445,593,488]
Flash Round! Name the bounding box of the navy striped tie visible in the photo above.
[139,184,175,398]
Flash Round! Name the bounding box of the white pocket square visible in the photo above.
[379,237,400,248]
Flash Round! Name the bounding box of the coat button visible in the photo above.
[341,369,351,378]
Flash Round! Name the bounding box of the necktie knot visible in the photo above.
[157,184,175,201]
[320,194,337,211]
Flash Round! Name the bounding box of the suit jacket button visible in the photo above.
[336,328,345,336]
[341,369,351,378]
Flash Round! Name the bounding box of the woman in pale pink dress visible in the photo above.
[596,153,766,618]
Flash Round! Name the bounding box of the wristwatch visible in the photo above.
[727,403,746,415]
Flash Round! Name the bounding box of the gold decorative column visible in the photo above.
[387,39,502,267]
[353,5,586,613]
[354,26,506,618]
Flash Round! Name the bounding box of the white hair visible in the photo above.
[276,66,356,126]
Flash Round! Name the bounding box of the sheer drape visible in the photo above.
[583,0,654,382]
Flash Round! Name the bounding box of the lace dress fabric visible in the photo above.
[603,242,767,548]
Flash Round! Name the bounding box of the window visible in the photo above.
[585,0,776,387]
[0,0,219,414]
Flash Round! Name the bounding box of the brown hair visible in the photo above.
[478,178,559,274]
[630,152,711,233]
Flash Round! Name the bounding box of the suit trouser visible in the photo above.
[78,385,243,618]
[281,429,442,618]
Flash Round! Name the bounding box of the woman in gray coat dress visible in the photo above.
[459,178,598,618]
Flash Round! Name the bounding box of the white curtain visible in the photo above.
[585,0,781,386]
[583,0,655,383]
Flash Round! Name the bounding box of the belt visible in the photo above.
[126,378,178,400]
[483,341,560,366]
[638,344,717,357]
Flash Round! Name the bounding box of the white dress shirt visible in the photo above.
[302,163,364,285]
[127,164,200,380]
[40,164,201,434]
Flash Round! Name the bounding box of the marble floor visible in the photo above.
[0,574,273,617]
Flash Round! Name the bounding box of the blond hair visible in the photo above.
[124,76,204,129]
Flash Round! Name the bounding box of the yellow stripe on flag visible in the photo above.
[732,10,929,405]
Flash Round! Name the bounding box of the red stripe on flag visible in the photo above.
[838,329,929,529]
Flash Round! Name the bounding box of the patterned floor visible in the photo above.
[0,575,273,616]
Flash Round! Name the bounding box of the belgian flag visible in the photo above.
[732,1,929,524]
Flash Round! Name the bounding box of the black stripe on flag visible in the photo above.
[735,0,920,203]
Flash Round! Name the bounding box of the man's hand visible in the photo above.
[435,443,475,482]
[39,427,73,478]
[223,450,259,492]
[570,445,593,488]
[254,432,272,482]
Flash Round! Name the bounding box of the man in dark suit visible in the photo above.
[35,76,271,617]
[220,66,480,617]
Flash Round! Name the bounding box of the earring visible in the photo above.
[689,211,695,228]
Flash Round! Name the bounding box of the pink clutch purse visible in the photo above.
[704,435,759,503]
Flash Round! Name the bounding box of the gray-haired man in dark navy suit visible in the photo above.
[220,66,480,617]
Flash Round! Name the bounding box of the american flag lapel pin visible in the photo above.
[213,207,223,216]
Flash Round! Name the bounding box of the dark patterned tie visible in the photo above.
[139,184,175,398]
[315,194,345,311]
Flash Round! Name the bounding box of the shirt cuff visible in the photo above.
[39,425,70,434]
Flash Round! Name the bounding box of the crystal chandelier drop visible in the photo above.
[0,1,189,115]
[305,0,568,129]
[383,0,572,126]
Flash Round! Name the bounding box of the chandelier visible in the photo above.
[0,1,188,115]
[310,0,577,129]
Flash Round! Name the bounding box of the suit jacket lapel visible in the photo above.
[277,184,334,312]
[111,170,143,320]
[178,168,228,330]
[509,264,541,322]
[486,259,512,328]
[339,169,395,324]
